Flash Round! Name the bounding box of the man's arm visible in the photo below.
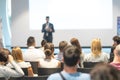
[41,24,46,32]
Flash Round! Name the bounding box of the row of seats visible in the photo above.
[28,61,101,75]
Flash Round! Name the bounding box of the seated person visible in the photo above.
[39,49,61,68]
[90,63,120,80]
[0,48,24,80]
[47,45,90,80]
[7,47,34,76]
[23,36,45,61]
[110,35,120,62]
[39,39,47,51]
[55,41,68,61]
[110,44,120,70]
[70,38,84,68]
[84,38,109,63]
[44,42,55,58]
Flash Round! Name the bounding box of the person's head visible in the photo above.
[59,41,68,52]
[44,49,52,58]
[90,63,120,80]
[70,38,82,53]
[27,36,35,47]
[44,43,54,53]
[11,47,23,62]
[41,39,47,47]
[113,36,120,46]
[91,38,102,57]
[63,45,81,67]
[46,16,49,23]
[0,48,10,65]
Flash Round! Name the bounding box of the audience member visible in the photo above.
[47,45,90,80]
[7,47,34,76]
[70,38,84,68]
[90,63,120,80]
[44,42,55,58]
[55,41,68,61]
[23,36,45,61]
[39,49,61,68]
[110,44,120,70]
[0,48,24,80]
[84,38,109,63]
[110,35,120,62]
[39,39,47,51]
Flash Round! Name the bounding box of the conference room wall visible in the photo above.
[11,0,120,47]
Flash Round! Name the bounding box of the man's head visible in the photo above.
[46,16,49,23]
[63,45,81,67]
[27,36,35,47]
[113,36,120,46]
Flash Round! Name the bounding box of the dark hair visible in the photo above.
[113,36,120,44]
[27,36,35,47]
[41,39,47,47]
[0,48,9,64]
[59,41,68,52]
[44,43,54,53]
[63,45,81,67]
[44,49,52,57]
[46,16,49,19]
[70,38,82,53]
[90,63,120,80]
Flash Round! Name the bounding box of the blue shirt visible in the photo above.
[47,71,91,80]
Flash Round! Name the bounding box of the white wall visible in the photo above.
[11,0,120,47]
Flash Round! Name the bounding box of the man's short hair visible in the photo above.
[46,16,49,19]
[63,45,81,67]
[27,36,35,47]
[113,36,120,44]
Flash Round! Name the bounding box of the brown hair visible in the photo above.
[12,47,23,62]
[90,63,120,80]
[59,41,68,52]
[70,38,82,53]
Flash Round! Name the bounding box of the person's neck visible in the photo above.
[113,56,120,63]
[63,65,77,74]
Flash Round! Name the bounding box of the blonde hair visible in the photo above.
[12,47,24,62]
[91,38,102,57]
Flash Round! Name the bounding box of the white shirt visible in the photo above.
[84,52,109,63]
[7,61,31,68]
[23,46,45,61]
[39,58,60,68]
[0,61,24,80]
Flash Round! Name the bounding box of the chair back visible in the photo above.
[9,76,48,80]
[22,68,28,76]
[38,68,62,76]
[0,77,6,80]
[29,61,39,74]
[83,62,101,68]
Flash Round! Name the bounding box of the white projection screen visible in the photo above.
[11,0,119,47]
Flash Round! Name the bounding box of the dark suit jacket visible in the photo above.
[42,23,55,42]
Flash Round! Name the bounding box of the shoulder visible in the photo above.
[47,73,62,80]
[79,73,90,79]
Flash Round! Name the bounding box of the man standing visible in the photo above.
[42,16,55,43]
